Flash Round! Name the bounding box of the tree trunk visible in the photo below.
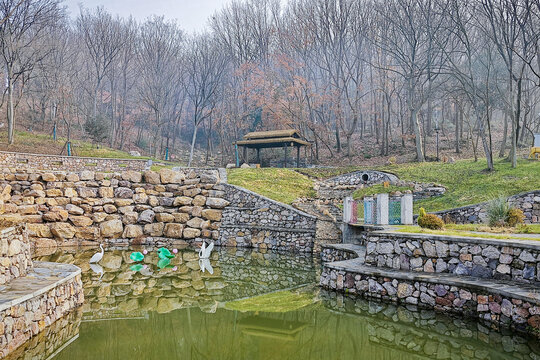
[7,74,14,145]
[188,122,198,167]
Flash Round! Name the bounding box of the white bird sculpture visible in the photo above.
[89,244,104,263]
[198,241,214,259]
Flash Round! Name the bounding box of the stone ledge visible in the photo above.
[0,262,81,313]
[324,260,540,305]
[376,230,540,251]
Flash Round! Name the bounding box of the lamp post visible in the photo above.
[434,120,440,161]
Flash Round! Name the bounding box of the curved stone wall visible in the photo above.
[0,226,32,285]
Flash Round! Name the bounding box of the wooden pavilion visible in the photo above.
[233,129,311,167]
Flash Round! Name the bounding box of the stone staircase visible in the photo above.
[319,232,540,338]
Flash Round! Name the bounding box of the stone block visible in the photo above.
[100,219,123,237]
[164,223,184,238]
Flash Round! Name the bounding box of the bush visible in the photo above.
[418,207,444,230]
[487,197,509,227]
[507,208,525,227]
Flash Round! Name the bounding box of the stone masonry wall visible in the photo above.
[363,232,540,284]
[217,184,317,252]
[0,263,84,357]
[0,226,32,286]
[434,190,540,224]
[320,267,540,337]
[0,168,316,252]
[0,168,226,247]
[0,151,148,172]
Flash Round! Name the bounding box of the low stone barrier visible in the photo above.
[217,184,317,252]
[435,190,540,224]
[0,150,148,172]
[0,261,83,357]
[320,244,359,262]
[364,232,540,284]
[0,226,32,285]
[320,265,540,336]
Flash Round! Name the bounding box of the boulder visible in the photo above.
[64,188,78,198]
[50,222,76,239]
[41,173,56,182]
[192,195,207,207]
[138,209,155,224]
[99,187,114,198]
[123,224,143,238]
[27,224,52,238]
[183,228,201,239]
[133,193,148,204]
[80,170,95,181]
[92,212,108,223]
[115,187,134,199]
[206,197,230,209]
[144,171,161,184]
[144,222,164,236]
[202,209,222,221]
[69,216,93,227]
[77,187,98,198]
[66,173,80,182]
[174,196,192,206]
[159,169,185,184]
[122,212,139,225]
[43,210,68,222]
[66,204,84,215]
[45,189,63,197]
[18,205,38,214]
[186,217,203,229]
[100,219,124,237]
[122,170,143,183]
[172,212,190,223]
[75,227,100,240]
[156,213,174,222]
[164,223,184,238]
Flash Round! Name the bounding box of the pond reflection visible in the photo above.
[11,247,538,360]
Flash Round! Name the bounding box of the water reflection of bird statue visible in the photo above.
[198,241,214,259]
[199,258,214,274]
[89,263,104,280]
[89,244,104,263]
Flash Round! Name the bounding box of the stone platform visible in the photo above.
[320,234,540,337]
[0,261,84,357]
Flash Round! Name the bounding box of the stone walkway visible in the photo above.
[0,262,80,312]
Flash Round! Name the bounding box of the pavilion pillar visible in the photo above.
[242,146,247,164]
[296,146,300,168]
[256,148,261,165]
[283,144,288,168]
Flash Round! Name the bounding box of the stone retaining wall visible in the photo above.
[435,190,540,224]
[0,226,32,285]
[0,262,84,357]
[320,266,540,336]
[217,184,317,252]
[364,232,540,284]
[0,168,316,252]
[0,151,148,172]
[0,168,226,248]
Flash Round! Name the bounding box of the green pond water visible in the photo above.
[10,246,540,360]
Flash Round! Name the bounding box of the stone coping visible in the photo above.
[324,259,540,305]
[0,150,148,163]
[222,184,317,220]
[321,243,364,254]
[0,261,81,313]
[375,230,540,251]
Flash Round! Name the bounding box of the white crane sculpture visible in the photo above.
[89,244,104,263]
[198,240,214,259]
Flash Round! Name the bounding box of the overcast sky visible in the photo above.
[63,0,231,32]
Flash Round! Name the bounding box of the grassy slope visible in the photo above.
[0,130,182,166]
[227,168,316,205]
[380,158,540,212]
